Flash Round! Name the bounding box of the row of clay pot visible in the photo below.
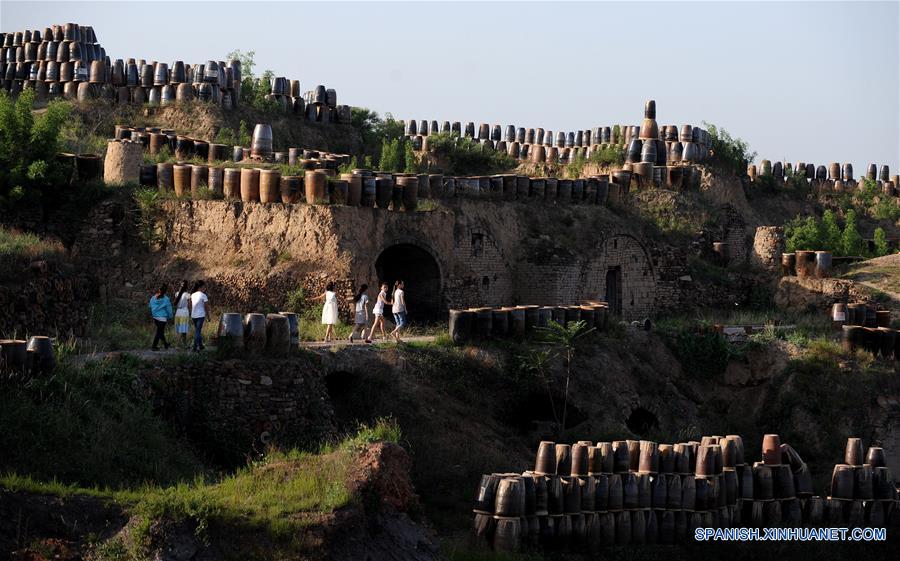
[750,160,894,185]
[449,303,609,343]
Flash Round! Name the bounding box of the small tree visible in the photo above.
[379,138,406,172]
[518,349,559,429]
[820,210,842,254]
[226,49,277,113]
[841,209,867,257]
[703,121,757,176]
[403,139,420,173]
[785,216,821,252]
[0,89,71,209]
[528,320,593,434]
[873,228,889,257]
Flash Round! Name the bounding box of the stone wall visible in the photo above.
[774,276,872,312]
[0,258,97,339]
[142,357,335,462]
[752,226,785,272]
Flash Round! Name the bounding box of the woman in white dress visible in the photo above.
[173,280,191,348]
[313,282,339,342]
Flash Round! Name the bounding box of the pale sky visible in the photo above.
[3,1,898,171]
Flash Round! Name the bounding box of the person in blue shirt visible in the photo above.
[149,284,174,351]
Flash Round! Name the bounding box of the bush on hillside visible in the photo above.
[784,209,871,257]
[589,144,625,167]
[841,209,867,257]
[703,121,756,176]
[351,107,405,165]
[379,137,407,172]
[425,132,516,175]
[0,89,72,211]
[226,50,279,114]
[873,228,890,257]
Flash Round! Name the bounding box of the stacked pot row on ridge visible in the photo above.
[143,156,681,210]
[826,438,898,527]
[0,21,349,123]
[116,124,354,166]
[448,302,609,344]
[0,23,105,97]
[749,161,898,197]
[0,22,245,109]
[265,79,351,123]
[217,312,300,356]
[0,336,57,377]
[474,435,749,553]
[781,250,832,278]
[402,101,710,157]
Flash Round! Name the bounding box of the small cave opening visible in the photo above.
[626,406,659,436]
[375,243,442,320]
[325,370,357,399]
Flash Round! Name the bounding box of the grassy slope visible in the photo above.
[0,350,401,560]
[841,253,900,314]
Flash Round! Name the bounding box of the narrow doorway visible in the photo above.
[605,267,622,317]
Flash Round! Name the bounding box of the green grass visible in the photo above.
[0,226,64,267]
[1,416,401,553]
[79,302,221,353]
[0,355,206,488]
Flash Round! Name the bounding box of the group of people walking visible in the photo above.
[147,280,210,352]
[147,278,408,350]
[320,280,408,344]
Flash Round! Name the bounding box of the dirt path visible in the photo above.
[73,336,438,364]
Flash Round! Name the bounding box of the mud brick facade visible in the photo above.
[71,196,718,322]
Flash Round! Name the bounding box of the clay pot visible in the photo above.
[866,447,886,468]
[762,434,781,465]
[830,464,855,499]
[555,444,572,476]
[844,437,864,466]
[239,168,260,202]
[534,441,556,476]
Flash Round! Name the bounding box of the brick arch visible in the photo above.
[596,233,657,320]
[374,237,444,319]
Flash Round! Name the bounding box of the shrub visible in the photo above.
[214,120,250,147]
[379,138,406,172]
[588,144,625,167]
[785,216,822,252]
[567,152,586,178]
[225,50,278,113]
[133,188,163,246]
[404,139,423,173]
[820,210,842,252]
[424,132,516,175]
[841,209,867,257]
[873,227,889,257]
[871,197,900,222]
[351,108,405,166]
[670,330,733,379]
[703,121,756,176]
[0,89,72,210]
